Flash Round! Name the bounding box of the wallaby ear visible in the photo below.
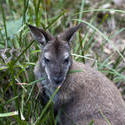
[59,23,83,42]
[28,24,53,45]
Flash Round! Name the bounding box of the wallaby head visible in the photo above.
[28,23,82,87]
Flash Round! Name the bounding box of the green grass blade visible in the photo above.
[0,111,18,117]
[73,9,125,16]
[0,1,8,45]
[79,0,84,22]
[35,86,61,125]
[45,10,66,30]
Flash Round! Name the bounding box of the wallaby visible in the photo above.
[28,23,125,125]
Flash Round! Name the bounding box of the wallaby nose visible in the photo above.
[53,77,63,85]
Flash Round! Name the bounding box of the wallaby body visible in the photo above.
[60,61,125,125]
[28,23,125,125]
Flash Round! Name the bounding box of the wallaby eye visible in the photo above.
[44,57,50,63]
[64,57,69,64]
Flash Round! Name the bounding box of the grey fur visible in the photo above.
[28,23,125,125]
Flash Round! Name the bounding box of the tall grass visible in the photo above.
[0,0,125,125]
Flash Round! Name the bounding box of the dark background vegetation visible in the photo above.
[0,0,125,124]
